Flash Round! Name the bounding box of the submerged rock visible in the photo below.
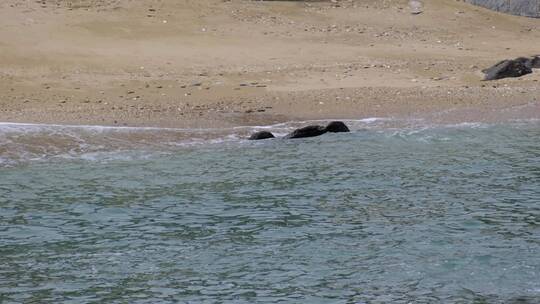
[248,131,275,140]
[482,57,533,80]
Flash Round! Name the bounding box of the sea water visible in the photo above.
[0,119,539,303]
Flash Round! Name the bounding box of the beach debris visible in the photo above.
[482,56,538,80]
[409,0,423,15]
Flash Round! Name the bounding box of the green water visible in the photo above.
[1,122,539,303]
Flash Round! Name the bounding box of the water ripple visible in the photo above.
[0,123,539,303]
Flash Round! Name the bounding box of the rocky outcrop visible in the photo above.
[466,0,540,18]
[483,56,538,80]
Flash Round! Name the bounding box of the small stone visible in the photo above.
[409,0,423,14]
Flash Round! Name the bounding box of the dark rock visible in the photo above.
[285,125,327,139]
[248,131,275,140]
[482,58,533,80]
[325,121,350,133]
[532,56,540,68]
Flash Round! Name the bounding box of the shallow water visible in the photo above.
[1,120,539,303]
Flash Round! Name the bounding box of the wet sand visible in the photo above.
[1,0,539,128]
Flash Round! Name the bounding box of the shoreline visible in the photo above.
[1,92,538,129]
[1,111,539,133]
[1,115,538,168]
[2,113,538,168]
[1,81,539,129]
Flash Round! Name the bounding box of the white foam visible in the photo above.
[357,117,390,123]
[444,122,487,128]
[0,122,246,135]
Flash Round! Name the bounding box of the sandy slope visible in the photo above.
[0,0,539,128]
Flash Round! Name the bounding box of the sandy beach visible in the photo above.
[1,0,539,128]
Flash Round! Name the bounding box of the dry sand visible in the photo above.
[1,0,539,128]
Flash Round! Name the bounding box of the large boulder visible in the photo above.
[466,0,540,18]
[248,131,275,140]
[482,57,533,80]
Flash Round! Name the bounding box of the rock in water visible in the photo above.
[325,121,350,133]
[248,131,275,140]
[482,58,533,80]
[409,0,423,14]
[285,125,327,139]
